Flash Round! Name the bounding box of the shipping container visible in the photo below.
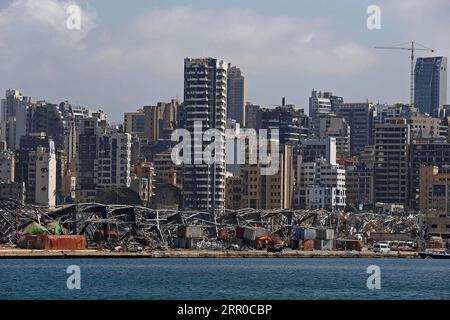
[177,238,197,249]
[17,235,45,249]
[370,232,412,242]
[177,226,204,239]
[17,235,86,250]
[316,229,334,240]
[290,239,300,250]
[44,235,86,250]
[294,228,304,240]
[314,240,334,251]
[302,229,316,240]
[336,239,363,251]
[243,227,270,241]
[301,239,314,251]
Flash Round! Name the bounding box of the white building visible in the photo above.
[297,159,346,211]
[0,89,30,150]
[27,142,56,206]
[309,90,333,134]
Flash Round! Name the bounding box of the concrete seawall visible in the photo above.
[0,248,418,259]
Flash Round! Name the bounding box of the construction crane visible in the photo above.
[375,41,434,107]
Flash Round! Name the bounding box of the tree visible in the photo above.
[95,187,143,206]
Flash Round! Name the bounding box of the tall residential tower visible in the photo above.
[227,65,246,127]
[182,57,228,211]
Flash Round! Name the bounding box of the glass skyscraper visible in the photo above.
[414,56,447,116]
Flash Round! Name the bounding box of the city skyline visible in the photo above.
[1,0,450,122]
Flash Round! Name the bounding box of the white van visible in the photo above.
[373,242,390,253]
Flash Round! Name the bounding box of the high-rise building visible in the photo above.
[240,145,294,210]
[299,137,337,165]
[409,136,450,209]
[142,99,179,142]
[333,102,374,156]
[124,111,146,138]
[0,181,25,204]
[318,114,351,156]
[414,56,447,116]
[0,149,15,182]
[30,145,57,206]
[0,89,31,150]
[407,113,442,138]
[182,57,227,210]
[260,104,309,145]
[345,163,374,207]
[227,65,246,127]
[76,118,132,202]
[373,104,414,125]
[296,159,346,211]
[0,145,23,203]
[27,101,68,151]
[97,131,132,188]
[245,103,261,130]
[374,118,410,205]
[309,90,332,133]
[419,165,450,214]
[225,175,242,210]
[154,152,178,185]
[15,133,56,206]
[16,133,54,204]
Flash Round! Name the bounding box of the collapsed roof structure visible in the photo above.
[0,199,424,249]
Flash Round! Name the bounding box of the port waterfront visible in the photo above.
[0,247,418,259]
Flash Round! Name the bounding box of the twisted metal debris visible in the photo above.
[0,199,423,249]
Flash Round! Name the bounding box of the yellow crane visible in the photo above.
[375,41,435,107]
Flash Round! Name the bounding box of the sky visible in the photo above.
[0,0,449,122]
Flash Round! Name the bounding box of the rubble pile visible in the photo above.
[0,200,424,250]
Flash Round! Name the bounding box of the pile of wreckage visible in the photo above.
[0,199,426,251]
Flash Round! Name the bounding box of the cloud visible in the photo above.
[95,6,377,77]
[0,1,399,120]
[382,0,450,53]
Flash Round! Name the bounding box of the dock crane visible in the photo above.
[375,41,434,107]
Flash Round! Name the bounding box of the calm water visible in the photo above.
[0,258,449,300]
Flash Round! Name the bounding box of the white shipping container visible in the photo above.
[302,229,317,240]
[314,240,334,250]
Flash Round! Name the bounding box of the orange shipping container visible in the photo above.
[43,235,86,250]
[301,240,314,251]
[345,240,363,251]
